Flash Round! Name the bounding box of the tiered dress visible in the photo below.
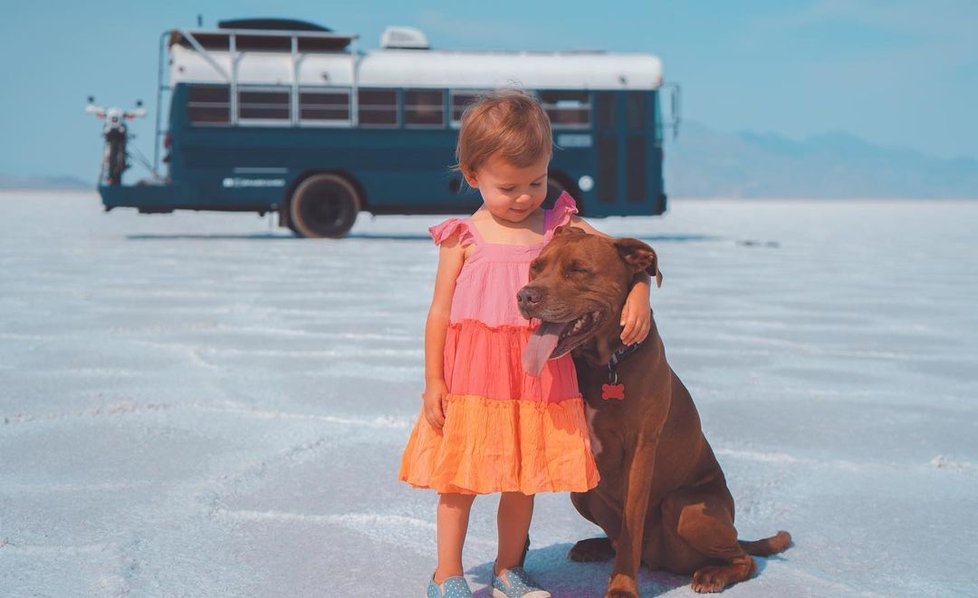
[399,193,600,495]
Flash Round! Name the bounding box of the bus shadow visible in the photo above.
[343,233,725,243]
[632,233,722,243]
[126,232,434,241]
[127,233,297,241]
[346,232,433,241]
[347,233,723,243]
[124,232,723,243]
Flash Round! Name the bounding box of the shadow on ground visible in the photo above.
[467,542,689,598]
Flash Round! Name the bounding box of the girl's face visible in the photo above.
[464,153,550,224]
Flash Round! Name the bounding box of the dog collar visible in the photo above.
[601,342,643,401]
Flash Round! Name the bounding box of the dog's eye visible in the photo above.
[530,259,543,273]
[565,262,590,277]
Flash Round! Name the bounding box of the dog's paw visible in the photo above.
[691,566,728,593]
[605,573,638,598]
[568,537,615,562]
[772,530,793,552]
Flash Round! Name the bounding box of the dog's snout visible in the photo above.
[517,286,543,308]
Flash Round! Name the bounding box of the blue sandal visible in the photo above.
[426,574,473,598]
[491,566,551,598]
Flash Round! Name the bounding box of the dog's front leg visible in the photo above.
[605,435,658,598]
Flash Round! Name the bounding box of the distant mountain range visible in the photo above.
[2,123,975,198]
[665,121,978,199]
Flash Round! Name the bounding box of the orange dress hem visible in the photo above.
[398,394,599,495]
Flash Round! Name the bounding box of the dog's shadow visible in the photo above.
[467,543,689,598]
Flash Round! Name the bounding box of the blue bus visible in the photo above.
[99,18,680,238]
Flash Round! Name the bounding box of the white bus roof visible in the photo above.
[168,30,664,91]
[360,50,663,90]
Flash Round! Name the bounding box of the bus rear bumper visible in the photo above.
[99,183,176,213]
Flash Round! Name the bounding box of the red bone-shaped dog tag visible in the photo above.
[601,384,625,401]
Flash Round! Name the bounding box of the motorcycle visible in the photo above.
[85,97,146,186]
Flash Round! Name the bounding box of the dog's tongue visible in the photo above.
[523,321,565,376]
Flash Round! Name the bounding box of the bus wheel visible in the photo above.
[543,179,565,210]
[289,174,361,238]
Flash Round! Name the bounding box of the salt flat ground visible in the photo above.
[1,191,976,597]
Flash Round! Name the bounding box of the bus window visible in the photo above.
[238,87,291,122]
[595,92,615,130]
[358,89,398,127]
[625,92,648,130]
[405,89,445,128]
[626,136,647,201]
[187,85,231,125]
[300,88,351,125]
[541,90,590,129]
[450,90,489,127]
[597,136,617,203]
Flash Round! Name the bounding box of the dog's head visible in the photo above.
[518,226,661,374]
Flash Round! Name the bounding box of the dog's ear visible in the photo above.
[554,225,587,238]
[614,238,663,287]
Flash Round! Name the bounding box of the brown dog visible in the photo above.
[518,227,791,596]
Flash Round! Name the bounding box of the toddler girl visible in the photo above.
[399,89,651,598]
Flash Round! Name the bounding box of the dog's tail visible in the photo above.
[738,530,792,557]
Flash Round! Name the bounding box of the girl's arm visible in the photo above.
[422,235,466,429]
[568,215,652,346]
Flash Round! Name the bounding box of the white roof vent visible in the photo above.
[380,26,429,50]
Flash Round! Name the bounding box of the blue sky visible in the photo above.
[2,0,976,181]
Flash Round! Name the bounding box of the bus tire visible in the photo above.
[544,174,582,215]
[544,178,565,209]
[288,174,361,238]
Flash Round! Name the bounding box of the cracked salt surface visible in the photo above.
[1,192,976,597]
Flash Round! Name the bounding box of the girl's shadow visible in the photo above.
[467,543,689,598]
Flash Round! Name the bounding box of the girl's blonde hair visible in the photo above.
[454,89,553,176]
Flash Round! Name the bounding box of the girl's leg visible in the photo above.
[495,491,535,574]
[435,492,476,583]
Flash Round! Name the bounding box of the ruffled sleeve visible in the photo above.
[545,192,580,238]
[428,218,476,247]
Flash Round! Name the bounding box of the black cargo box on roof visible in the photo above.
[217,18,331,32]
[170,19,354,52]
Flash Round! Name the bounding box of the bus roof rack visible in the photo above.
[169,26,357,53]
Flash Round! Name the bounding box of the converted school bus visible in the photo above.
[99,18,679,238]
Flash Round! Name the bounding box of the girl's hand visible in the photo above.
[566,215,652,346]
[620,281,651,346]
[421,379,449,430]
